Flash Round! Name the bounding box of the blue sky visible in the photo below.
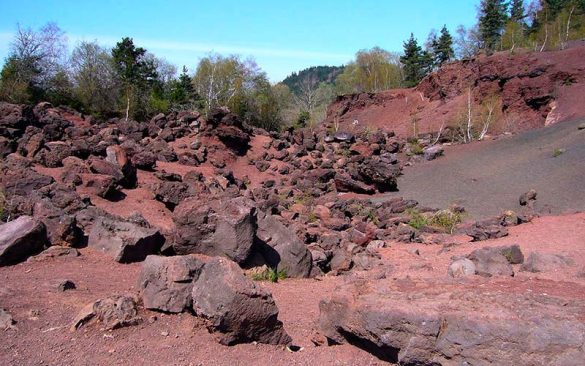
[0,0,477,81]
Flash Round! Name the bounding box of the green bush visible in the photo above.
[552,148,565,157]
[410,142,424,155]
[251,268,287,283]
[406,208,428,229]
[428,209,463,234]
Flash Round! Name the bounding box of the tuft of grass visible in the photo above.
[410,142,424,155]
[251,268,287,283]
[552,148,565,157]
[428,209,463,234]
[406,208,428,229]
[307,212,318,223]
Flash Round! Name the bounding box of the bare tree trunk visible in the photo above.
[563,6,575,50]
[125,92,130,121]
[478,105,494,140]
[432,120,446,145]
[466,88,473,143]
[540,25,548,52]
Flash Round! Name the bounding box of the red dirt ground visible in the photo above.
[1,212,583,365]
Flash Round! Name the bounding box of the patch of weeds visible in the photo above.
[406,208,428,229]
[409,142,424,155]
[428,209,463,234]
[293,192,313,206]
[562,76,576,86]
[252,268,287,283]
[552,148,565,157]
[338,147,351,157]
[307,212,318,223]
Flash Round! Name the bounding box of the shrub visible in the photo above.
[428,209,463,234]
[409,142,424,155]
[406,208,428,229]
[251,268,287,283]
[552,148,565,157]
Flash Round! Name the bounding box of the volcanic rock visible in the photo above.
[0,216,48,266]
[191,257,291,345]
[138,255,204,313]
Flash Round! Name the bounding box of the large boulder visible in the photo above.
[172,197,257,264]
[319,281,585,365]
[334,173,375,194]
[357,158,400,192]
[467,247,516,277]
[0,216,48,266]
[256,212,312,278]
[153,181,197,210]
[138,255,204,313]
[0,102,34,137]
[466,220,508,241]
[105,145,137,188]
[88,217,165,263]
[1,166,54,197]
[521,252,574,273]
[191,257,291,345]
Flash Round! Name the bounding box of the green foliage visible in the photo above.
[0,23,67,104]
[111,37,158,119]
[479,0,509,52]
[307,212,318,223]
[406,208,463,233]
[553,148,565,157]
[294,110,311,128]
[282,66,344,94]
[409,142,424,155]
[70,41,119,116]
[428,209,463,234]
[400,34,433,87]
[251,268,287,282]
[406,208,428,229]
[428,25,455,67]
[335,47,403,94]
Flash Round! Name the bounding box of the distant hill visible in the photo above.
[281,65,345,94]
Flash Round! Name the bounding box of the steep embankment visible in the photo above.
[324,44,585,137]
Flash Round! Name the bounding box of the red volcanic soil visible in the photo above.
[324,45,585,137]
[1,211,583,365]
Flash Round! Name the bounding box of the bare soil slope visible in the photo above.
[324,45,585,137]
[377,118,585,219]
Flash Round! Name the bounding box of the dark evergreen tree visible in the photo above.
[434,25,455,65]
[479,0,509,52]
[400,33,429,87]
[510,0,526,21]
[111,37,157,120]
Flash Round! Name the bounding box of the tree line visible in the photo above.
[1,1,583,131]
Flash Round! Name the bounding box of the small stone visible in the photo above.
[448,258,476,278]
[0,308,16,330]
[161,331,169,337]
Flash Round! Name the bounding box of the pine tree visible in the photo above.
[479,0,509,52]
[434,25,455,65]
[400,33,426,87]
[510,0,526,21]
[111,37,157,120]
